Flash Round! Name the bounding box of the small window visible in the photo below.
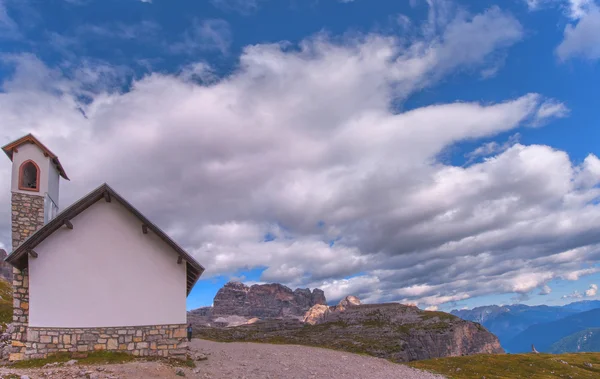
[19,160,39,192]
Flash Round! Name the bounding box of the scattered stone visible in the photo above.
[65,359,78,366]
[584,362,593,368]
[455,368,462,372]
[558,360,569,365]
[175,367,186,376]
[20,375,30,379]
[194,353,208,361]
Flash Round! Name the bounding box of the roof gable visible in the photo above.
[5,183,204,295]
[2,134,69,180]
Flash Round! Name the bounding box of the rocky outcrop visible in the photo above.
[212,282,326,319]
[335,296,361,311]
[303,305,331,325]
[303,295,362,325]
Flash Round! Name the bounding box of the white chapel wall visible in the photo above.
[28,200,187,327]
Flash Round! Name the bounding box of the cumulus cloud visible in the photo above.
[0,3,596,310]
[556,7,600,61]
[586,284,598,297]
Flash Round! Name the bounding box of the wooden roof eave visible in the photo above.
[5,183,205,295]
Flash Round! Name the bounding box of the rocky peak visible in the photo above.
[336,296,361,311]
[212,281,327,319]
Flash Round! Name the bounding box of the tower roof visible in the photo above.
[2,134,69,180]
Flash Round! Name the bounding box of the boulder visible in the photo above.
[303,304,332,325]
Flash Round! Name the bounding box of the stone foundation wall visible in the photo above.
[10,324,188,361]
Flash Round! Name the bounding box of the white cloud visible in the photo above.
[556,7,600,61]
[533,99,570,124]
[566,0,595,19]
[586,283,598,297]
[562,290,583,299]
[539,284,552,295]
[171,19,232,55]
[465,133,521,164]
[425,305,439,311]
[1,4,597,310]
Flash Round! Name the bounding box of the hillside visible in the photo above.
[505,308,600,353]
[408,353,600,379]
[0,277,12,330]
[194,302,503,362]
[549,328,600,354]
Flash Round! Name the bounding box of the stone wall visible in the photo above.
[11,192,45,250]
[10,192,44,360]
[10,324,188,361]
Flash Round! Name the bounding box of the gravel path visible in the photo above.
[0,340,447,378]
[190,339,447,379]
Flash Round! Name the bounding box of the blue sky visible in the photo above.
[2,0,600,312]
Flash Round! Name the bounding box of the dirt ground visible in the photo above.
[0,339,446,379]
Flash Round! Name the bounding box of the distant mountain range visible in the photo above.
[549,328,600,353]
[451,300,600,353]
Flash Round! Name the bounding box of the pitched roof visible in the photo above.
[2,134,69,180]
[5,183,204,295]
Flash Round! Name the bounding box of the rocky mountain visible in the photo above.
[212,281,326,318]
[195,298,504,362]
[505,308,600,353]
[451,301,600,349]
[549,328,600,353]
[187,281,327,327]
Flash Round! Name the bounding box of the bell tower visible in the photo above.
[3,134,69,250]
[2,134,68,359]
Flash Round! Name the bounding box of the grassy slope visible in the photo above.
[0,277,13,330]
[408,353,600,379]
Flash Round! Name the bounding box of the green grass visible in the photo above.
[0,277,13,331]
[10,351,196,369]
[407,353,600,379]
[11,351,136,368]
